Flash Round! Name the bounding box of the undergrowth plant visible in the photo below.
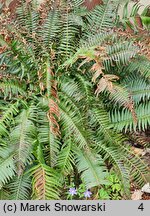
[0,0,149,200]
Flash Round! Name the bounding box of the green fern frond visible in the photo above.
[57,138,74,175]
[68,13,84,27]
[0,102,19,126]
[105,84,135,113]
[0,0,149,200]
[70,0,84,8]
[60,78,83,102]
[38,108,60,167]
[17,4,39,36]
[0,188,10,200]
[75,147,109,189]
[0,101,20,138]
[120,2,150,31]
[95,142,130,195]
[59,8,79,58]
[0,147,16,187]
[60,74,92,111]
[75,74,92,105]
[42,10,60,48]
[86,0,117,34]
[59,93,83,122]
[124,151,148,186]
[15,3,28,27]
[10,107,36,165]
[8,174,31,200]
[80,31,114,49]
[90,106,147,193]
[91,106,125,145]
[111,102,150,132]
[59,101,89,149]
[105,41,138,70]
[26,10,39,35]
[30,163,60,200]
[123,75,150,103]
[124,58,150,79]
[0,81,26,99]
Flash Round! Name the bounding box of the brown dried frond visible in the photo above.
[124,98,138,125]
[47,98,60,137]
[0,46,7,54]
[47,63,60,137]
[115,26,150,60]
[34,166,46,200]
[129,132,150,148]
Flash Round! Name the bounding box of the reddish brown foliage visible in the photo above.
[83,0,103,10]
[0,0,21,14]
[115,27,150,61]
[46,63,60,137]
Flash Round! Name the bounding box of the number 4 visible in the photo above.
[138,203,144,211]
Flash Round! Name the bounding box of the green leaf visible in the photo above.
[75,147,109,188]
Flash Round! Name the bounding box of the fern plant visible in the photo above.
[0,0,149,200]
[120,1,150,31]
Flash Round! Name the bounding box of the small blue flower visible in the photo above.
[69,188,77,196]
[84,190,92,198]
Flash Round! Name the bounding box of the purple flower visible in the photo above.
[84,190,92,198]
[69,188,77,196]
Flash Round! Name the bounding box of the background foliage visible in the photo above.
[0,0,149,200]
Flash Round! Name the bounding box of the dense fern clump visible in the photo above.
[0,0,149,200]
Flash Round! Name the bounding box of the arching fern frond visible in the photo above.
[8,174,31,200]
[80,31,114,50]
[124,150,148,187]
[123,74,150,104]
[17,4,39,36]
[10,106,36,167]
[42,10,61,49]
[30,163,60,200]
[104,41,138,71]
[91,106,125,147]
[75,74,92,105]
[86,0,117,35]
[60,77,84,104]
[111,102,150,132]
[75,146,109,189]
[91,106,148,189]
[0,80,26,99]
[0,100,20,138]
[124,58,150,79]
[57,137,74,175]
[59,13,79,58]
[95,142,130,195]
[37,107,60,167]
[59,100,90,149]
[0,147,16,187]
